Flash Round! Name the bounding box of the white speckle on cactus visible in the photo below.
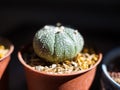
[55,27,63,33]
[44,25,49,29]
[60,26,64,30]
[55,27,59,31]
[74,30,78,34]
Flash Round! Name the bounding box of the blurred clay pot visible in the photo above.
[18,44,102,90]
[0,37,14,79]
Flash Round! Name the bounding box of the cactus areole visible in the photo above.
[33,25,84,63]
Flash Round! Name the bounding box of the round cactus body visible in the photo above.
[33,25,84,63]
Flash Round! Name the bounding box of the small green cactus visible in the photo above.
[33,24,84,63]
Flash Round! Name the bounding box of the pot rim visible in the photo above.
[102,47,120,88]
[0,37,14,62]
[18,48,102,77]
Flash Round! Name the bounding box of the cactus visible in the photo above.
[33,24,84,63]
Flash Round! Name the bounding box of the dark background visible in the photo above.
[0,0,120,90]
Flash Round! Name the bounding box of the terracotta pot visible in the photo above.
[18,44,102,90]
[0,37,14,90]
[0,69,9,90]
[0,37,14,79]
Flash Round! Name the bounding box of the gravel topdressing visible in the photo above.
[23,47,99,74]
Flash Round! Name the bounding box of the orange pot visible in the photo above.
[0,37,14,90]
[0,37,14,79]
[18,45,102,90]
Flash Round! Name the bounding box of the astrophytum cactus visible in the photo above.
[33,25,84,63]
